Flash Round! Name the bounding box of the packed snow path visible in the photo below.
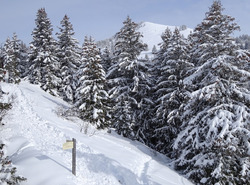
[1,81,193,185]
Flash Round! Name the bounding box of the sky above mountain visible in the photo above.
[0,0,249,44]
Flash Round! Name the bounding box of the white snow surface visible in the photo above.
[97,21,193,60]
[0,81,193,185]
[137,22,193,59]
[138,22,192,51]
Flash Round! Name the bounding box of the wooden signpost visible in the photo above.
[63,138,76,175]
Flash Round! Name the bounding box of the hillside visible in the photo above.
[97,21,193,58]
[0,81,193,185]
[138,22,192,51]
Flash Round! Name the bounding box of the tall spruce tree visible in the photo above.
[107,16,149,140]
[152,28,193,155]
[149,28,173,148]
[173,1,250,184]
[28,8,61,96]
[57,15,81,103]
[75,37,110,129]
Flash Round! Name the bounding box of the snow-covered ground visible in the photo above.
[0,81,193,185]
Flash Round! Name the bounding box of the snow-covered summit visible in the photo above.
[97,21,193,53]
[138,21,193,51]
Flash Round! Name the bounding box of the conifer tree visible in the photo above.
[152,28,193,154]
[0,92,24,184]
[18,42,29,79]
[0,47,4,81]
[107,16,149,139]
[189,0,239,68]
[152,45,157,54]
[173,1,250,184]
[100,46,112,73]
[0,143,26,184]
[57,15,81,103]
[156,28,172,64]
[28,8,61,96]
[75,37,110,129]
[151,28,173,86]
[2,35,21,84]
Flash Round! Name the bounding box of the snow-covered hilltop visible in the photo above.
[96,21,193,54]
[0,81,193,185]
[138,21,192,51]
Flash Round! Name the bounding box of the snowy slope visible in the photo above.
[0,81,193,185]
[96,21,192,59]
[138,22,192,51]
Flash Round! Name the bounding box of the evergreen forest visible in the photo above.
[0,1,249,184]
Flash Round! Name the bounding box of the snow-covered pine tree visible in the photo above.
[0,46,5,81]
[0,87,11,125]
[236,34,250,50]
[57,15,81,103]
[113,16,147,61]
[75,37,110,129]
[173,1,250,184]
[100,46,112,73]
[0,94,24,184]
[107,16,150,140]
[10,33,28,80]
[28,8,61,96]
[150,28,173,91]
[188,0,239,69]
[152,45,157,54]
[18,41,29,79]
[154,28,172,66]
[10,33,24,80]
[132,59,154,144]
[148,28,172,147]
[2,35,21,84]
[0,143,26,184]
[152,28,193,155]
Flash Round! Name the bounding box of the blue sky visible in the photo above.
[0,0,249,44]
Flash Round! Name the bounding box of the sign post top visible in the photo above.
[63,141,73,150]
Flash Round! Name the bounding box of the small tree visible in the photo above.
[151,45,157,54]
[0,144,26,184]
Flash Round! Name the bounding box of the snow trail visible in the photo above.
[1,82,193,185]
